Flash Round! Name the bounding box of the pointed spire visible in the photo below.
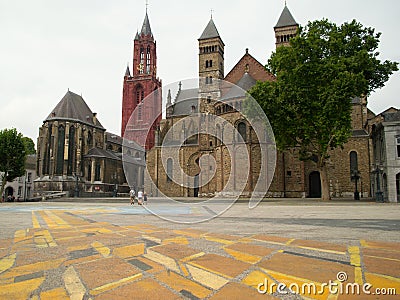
[166,89,172,106]
[199,18,221,40]
[125,65,131,77]
[140,11,153,37]
[134,31,140,40]
[275,4,298,28]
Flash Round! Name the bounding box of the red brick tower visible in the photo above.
[121,10,162,150]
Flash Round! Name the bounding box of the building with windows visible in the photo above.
[2,154,37,201]
[370,108,400,202]
[144,5,373,198]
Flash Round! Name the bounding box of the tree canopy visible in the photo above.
[0,128,26,199]
[22,136,36,155]
[248,19,398,200]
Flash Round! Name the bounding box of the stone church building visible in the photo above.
[144,5,372,198]
[34,91,145,197]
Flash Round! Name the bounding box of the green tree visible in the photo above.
[22,136,36,155]
[0,128,26,200]
[249,19,398,200]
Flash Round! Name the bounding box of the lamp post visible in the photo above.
[373,164,384,203]
[351,170,360,200]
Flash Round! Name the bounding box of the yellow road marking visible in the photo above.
[204,236,235,245]
[13,229,27,243]
[0,253,16,274]
[144,250,180,273]
[90,273,142,296]
[186,264,228,290]
[178,262,190,277]
[348,246,363,285]
[363,254,400,262]
[40,287,69,300]
[91,241,111,257]
[295,246,346,255]
[32,211,41,228]
[63,266,87,300]
[112,243,145,258]
[0,278,45,299]
[286,238,295,245]
[180,252,205,263]
[224,248,261,264]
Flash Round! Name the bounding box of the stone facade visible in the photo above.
[35,91,145,197]
[145,5,374,199]
[370,108,400,202]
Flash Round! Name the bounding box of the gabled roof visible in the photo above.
[140,12,153,37]
[45,91,104,129]
[275,5,298,28]
[221,73,256,101]
[170,88,199,117]
[199,18,222,41]
[85,147,120,160]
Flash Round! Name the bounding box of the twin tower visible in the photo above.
[121,6,298,150]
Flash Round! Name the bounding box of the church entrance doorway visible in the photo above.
[309,171,321,198]
[194,174,199,197]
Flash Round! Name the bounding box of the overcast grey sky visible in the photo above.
[1,0,399,144]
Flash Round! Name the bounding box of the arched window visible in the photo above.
[67,125,75,175]
[209,60,212,67]
[135,85,144,104]
[350,151,358,172]
[238,122,246,142]
[166,158,173,182]
[56,125,65,175]
[205,60,209,68]
[87,162,91,181]
[87,131,93,148]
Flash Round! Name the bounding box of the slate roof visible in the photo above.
[275,5,298,28]
[140,12,153,37]
[383,111,400,122]
[352,129,369,137]
[170,88,199,116]
[45,91,104,129]
[199,18,222,41]
[221,73,256,101]
[84,147,120,160]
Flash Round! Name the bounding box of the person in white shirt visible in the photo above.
[137,190,143,205]
[129,188,136,205]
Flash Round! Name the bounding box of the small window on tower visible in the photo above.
[396,136,400,158]
[207,96,211,104]
[209,60,213,67]
[205,60,209,68]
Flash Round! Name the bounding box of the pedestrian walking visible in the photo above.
[130,188,136,205]
[143,191,147,205]
[137,190,143,205]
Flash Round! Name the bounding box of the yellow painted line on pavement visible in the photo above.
[45,211,71,227]
[367,272,400,283]
[40,287,69,300]
[112,243,145,258]
[204,236,235,245]
[0,253,16,274]
[348,246,363,285]
[295,246,346,255]
[180,251,205,263]
[4,258,65,278]
[91,241,111,257]
[163,236,189,245]
[224,248,261,264]
[286,238,295,245]
[13,229,27,243]
[63,266,87,300]
[242,270,274,293]
[34,230,57,248]
[39,211,57,228]
[186,264,228,290]
[32,211,41,228]
[144,250,180,273]
[363,254,400,262]
[90,273,142,296]
[0,277,45,300]
[178,262,190,277]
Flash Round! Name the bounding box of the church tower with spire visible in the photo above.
[121,9,162,150]
[274,3,298,48]
[198,17,224,115]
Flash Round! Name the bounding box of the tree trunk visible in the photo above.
[319,163,331,201]
[0,175,7,202]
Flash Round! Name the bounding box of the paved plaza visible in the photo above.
[0,199,399,299]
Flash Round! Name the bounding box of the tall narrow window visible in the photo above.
[87,163,91,181]
[166,158,173,182]
[135,86,144,104]
[209,60,212,67]
[43,124,52,175]
[146,46,151,74]
[139,48,144,74]
[95,163,101,181]
[350,151,358,172]
[205,60,209,68]
[396,137,400,158]
[138,104,142,120]
[238,122,246,142]
[56,125,65,175]
[87,131,93,148]
[67,126,75,175]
